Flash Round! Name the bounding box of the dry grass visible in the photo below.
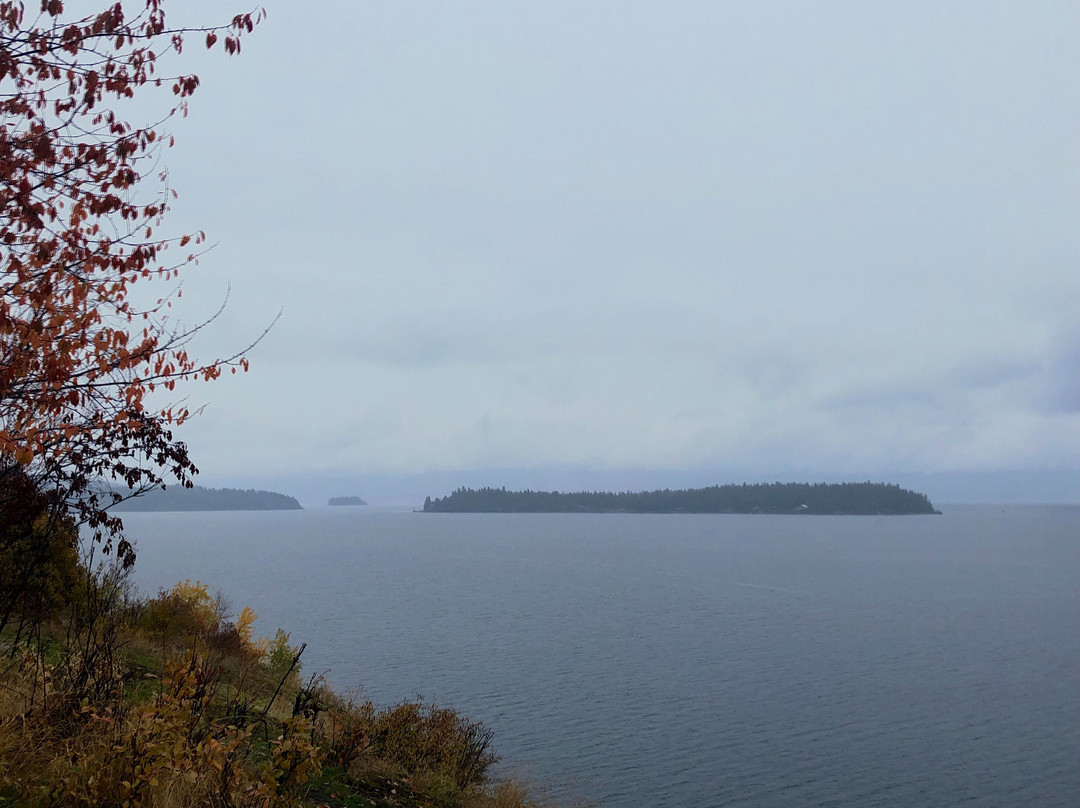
[0,570,577,808]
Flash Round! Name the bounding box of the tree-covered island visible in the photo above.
[328,495,369,506]
[423,482,940,515]
[113,485,302,512]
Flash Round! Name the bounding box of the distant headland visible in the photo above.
[328,496,369,506]
[423,482,940,515]
[113,485,302,512]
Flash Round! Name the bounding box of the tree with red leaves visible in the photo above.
[0,1,264,566]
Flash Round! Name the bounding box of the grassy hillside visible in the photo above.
[0,555,566,808]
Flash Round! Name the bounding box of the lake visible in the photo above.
[118,505,1080,808]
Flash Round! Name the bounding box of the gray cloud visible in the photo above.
[137,0,1080,492]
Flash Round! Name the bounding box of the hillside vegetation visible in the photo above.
[0,537,562,808]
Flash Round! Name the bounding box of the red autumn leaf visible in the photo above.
[0,0,266,567]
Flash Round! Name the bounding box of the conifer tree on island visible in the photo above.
[0,1,264,567]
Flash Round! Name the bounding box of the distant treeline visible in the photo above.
[113,485,302,512]
[423,482,939,515]
[328,496,368,506]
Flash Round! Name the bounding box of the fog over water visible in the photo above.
[124,505,1080,808]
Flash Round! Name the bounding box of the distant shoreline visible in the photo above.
[328,496,369,507]
[422,482,941,515]
[423,510,941,516]
[113,485,302,512]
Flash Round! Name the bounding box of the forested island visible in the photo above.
[423,482,940,515]
[113,485,303,512]
[328,495,369,506]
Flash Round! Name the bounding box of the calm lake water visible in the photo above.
[118,505,1080,808]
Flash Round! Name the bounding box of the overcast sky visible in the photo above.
[144,1,1079,502]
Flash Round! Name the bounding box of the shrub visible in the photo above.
[266,627,303,678]
[370,698,500,790]
[311,687,377,770]
[0,486,81,636]
[0,648,322,808]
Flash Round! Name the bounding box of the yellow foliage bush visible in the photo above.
[169,579,221,631]
[236,606,258,648]
[139,579,223,642]
[0,648,322,808]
